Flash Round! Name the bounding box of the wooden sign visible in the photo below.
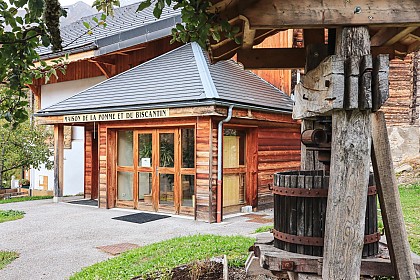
[63,109,170,123]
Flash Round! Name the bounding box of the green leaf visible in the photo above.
[41,35,50,47]
[92,17,99,23]
[15,16,23,25]
[153,4,163,18]
[165,0,171,5]
[83,21,90,29]
[136,0,151,12]
[100,13,107,20]
[211,31,220,42]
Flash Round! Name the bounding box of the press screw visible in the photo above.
[354,6,362,14]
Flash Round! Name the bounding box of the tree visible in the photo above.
[0,0,66,125]
[0,0,221,125]
[0,115,53,187]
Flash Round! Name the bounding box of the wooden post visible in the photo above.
[53,124,64,202]
[301,29,326,171]
[322,27,372,279]
[371,111,416,280]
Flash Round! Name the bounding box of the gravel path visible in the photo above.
[0,198,272,280]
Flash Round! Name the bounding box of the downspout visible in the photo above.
[217,105,234,223]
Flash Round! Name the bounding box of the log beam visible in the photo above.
[322,27,372,280]
[371,111,416,280]
[236,47,396,70]
[53,124,64,202]
[242,0,420,29]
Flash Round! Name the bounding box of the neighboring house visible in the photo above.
[383,52,420,164]
[36,43,301,221]
[29,3,183,196]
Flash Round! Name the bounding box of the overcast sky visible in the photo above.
[59,0,94,6]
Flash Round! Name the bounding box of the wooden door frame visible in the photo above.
[135,129,157,211]
[156,128,180,213]
[222,125,258,209]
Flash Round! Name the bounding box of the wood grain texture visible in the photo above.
[242,0,420,29]
[322,110,371,279]
[322,26,372,280]
[372,55,390,111]
[53,124,64,198]
[293,55,345,119]
[371,111,416,280]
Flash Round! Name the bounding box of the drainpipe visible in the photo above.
[217,105,234,223]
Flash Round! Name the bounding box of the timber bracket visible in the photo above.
[292,54,389,119]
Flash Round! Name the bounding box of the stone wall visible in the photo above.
[382,51,420,165]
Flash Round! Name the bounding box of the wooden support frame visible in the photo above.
[241,0,420,29]
[53,124,64,201]
[371,111,416,279]
[322,27,372,280]
[236,47,397,70]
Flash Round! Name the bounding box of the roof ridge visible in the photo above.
[191,42,219,98]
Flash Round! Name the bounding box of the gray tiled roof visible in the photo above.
[37,43,293,116]
[37,3,180,58]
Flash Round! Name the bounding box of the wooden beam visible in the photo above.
[237,48,306,69]
[303,29,325,45]
[239,15,256,49]
[293,55,345,119]
[322,27,372,280]
[92,61,112,78]
[371,111,416,279]
[371,27,419,46]
[237,47,397,70]
[242,0,420,29]
[53,124,64,201]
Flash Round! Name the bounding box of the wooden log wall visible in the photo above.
[84,127,99,200]
[84,128,93,199]
[252,30,294,95]
[195,117,214,222]
[382,52,420,126]
[257,125,301,209]
[98,123,108,208]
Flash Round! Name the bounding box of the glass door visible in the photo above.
[116,130,135,208]
[158,130,178,212]
[136,131,156,210]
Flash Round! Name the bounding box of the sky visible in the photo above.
[59,0,94,6]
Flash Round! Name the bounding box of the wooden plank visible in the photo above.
[322,27,372,280]
[371,27,419,47]
[344,56,360,109]
[53,124,64,199]
[242,0,420,29]
[296,175,305,254]
[304,175,313,256]
[359,55,373,110]
[371,111,416,280]
[293,55,345,119]
[237,48,306,70]
[372,54,390,111]
[236,46,396,70]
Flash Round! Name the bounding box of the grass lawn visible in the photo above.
[398,183,420,255]
[0,251,19,270]
[0,196,52,204]
[254,225,273,233]
[71,234,254,280]
[0,210,25,223]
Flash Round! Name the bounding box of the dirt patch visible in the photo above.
[395,156,420,185]
[131,260,279,280]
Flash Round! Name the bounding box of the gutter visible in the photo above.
[216,105,234,223]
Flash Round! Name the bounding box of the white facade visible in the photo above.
[31,76,106,196]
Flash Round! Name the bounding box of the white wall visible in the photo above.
[31,76,106,196]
